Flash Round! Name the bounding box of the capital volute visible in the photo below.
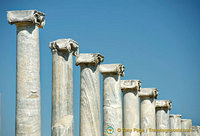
[121,80,141,92]
[7,10,45,28]
[169,114,182,118]
[139,88,158,98]
[155,100,172,110]
[99,64,125,77]
[49,39,79,55]
[75,53,104,66]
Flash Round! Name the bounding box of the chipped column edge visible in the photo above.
[121,80,141,92]
[75,53,104,66]
[99,64,125,77]
[7,10,45,28]
[139,88,159,99]
[49,39,79,56]
[155,100,172,110]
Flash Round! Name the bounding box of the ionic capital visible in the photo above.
[99,64,125,77]
[170,114,182,118]
[49,39,79,55]
[139,88,158,98]
[121,80,141,92]
[7,10,45,28]
[75,53,104,66]
[155,100,172,110]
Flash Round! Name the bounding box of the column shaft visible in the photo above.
[140,88,158,136]
[181,119,192,136]
[156,100,172,136]
[100,64,125,136]
[17,24,41,136]
[121,80,141,136]
[76,53,104,136]
[156,109,170,136]
[50,39,78,136]
[169,114,181,136]
[7,10,45,136]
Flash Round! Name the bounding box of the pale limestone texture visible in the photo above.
[169,114,182,136]
[121,80,141,136]
[181,119,192,136]
[76,53,104,136]
[49,39,78,136]
[155,100,172,136]
[139,88,158,136]
[99,64,125,136]
[7,10,45,136]
[192,126,200,136]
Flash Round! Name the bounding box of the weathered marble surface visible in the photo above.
[139,88,158,136]
[100,64,125,136]
[7,10,45,136]
[7,10,45,28]
[169,114,182,136]
[121,80,141,136]
[50,39,78,136]
[156,100,172,136]
[192,126,200,136]
[181,119,192,136]
[76,53,104,136]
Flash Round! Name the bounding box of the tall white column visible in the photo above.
[181,119,192,136]
[139,88,159,136]
[191,126,200,136]
[169,114,182,136]
[49,39,79,136]
[99,64,125,136]
[155,100,172,136]
[7,10,45,136]
[121,80,141,136]
[76,54,104,136]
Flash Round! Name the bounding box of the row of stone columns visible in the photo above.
[7,9,199,136]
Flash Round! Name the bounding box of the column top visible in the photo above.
[192,126,200,131]
[169,114,182,118]
[99,64,125,77]
[181,119,192,122]
[121,80,141,92]
[75,53,104,66]
[139,88,158,98]
[7,10,45,28]
[155,100,172,110]
[49,39,79,56]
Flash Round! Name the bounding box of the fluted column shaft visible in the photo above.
[100,64,125,136]
[181,119,192,136]
[156,100,172,136]
[169,114,182,136]
[50,39,79,136]
[139,88,158,136]
[7,10,45,136]
[76,54,104,136]
[121,80,141,136]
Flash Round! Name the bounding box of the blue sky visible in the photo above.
[0,0,200,135]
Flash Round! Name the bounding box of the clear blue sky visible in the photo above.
[0,0,200,135]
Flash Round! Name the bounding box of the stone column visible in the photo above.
[155,100,172,136]
[181,119,192,136]
[121,80,141,136]
[7,10,45,136]
[76,53,104,136]
[139,88,158,136]
[49,39,79,136]
[192,126,200,136]
[99,64,125,136]
[169,114,182,136]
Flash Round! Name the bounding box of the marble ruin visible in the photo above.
[7,9,199,136]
